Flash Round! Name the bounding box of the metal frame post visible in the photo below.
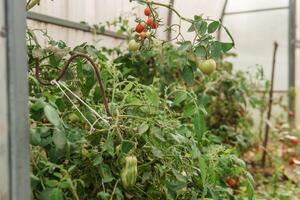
[289,0,296,111]
[4,0,30,199]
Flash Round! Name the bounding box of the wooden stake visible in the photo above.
[261,42,279,167]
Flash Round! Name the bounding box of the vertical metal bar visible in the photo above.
[289,0,296,111]
[166,0,175,41]
[5,0,30,199]
[217,0,229,41]
[0,0,9,199]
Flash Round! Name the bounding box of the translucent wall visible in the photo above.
[221,0,289,91]
[296,1,300,125]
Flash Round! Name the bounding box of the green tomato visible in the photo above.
[128,39,140,51]
[198,59,216,75]
[68,113,80,123]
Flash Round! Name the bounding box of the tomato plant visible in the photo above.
[26,1,258,199]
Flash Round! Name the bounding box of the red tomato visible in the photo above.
[284,135,299,145]
[144,7,151,16]
[135,23,145,33]
[226,177,237,188]
[290,158,300,166]
[146,17,154,26]
[151,22,158,29]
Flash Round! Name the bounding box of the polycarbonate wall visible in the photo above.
[296,1,300,126]
[27,0,299,125]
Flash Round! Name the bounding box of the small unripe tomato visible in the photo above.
[226,177,237,188]
[144,7,151,16]
[145,32,151,38]
[68,113,79,123]
[128,39,140,51]
[139,32,146,39]
[198,59,216,75]
[135,23,145,33]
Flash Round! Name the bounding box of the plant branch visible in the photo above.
[35,53,112,117]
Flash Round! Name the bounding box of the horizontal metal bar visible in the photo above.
[254,90,288,94]
[224,6,289,15]
[27,12,126,40]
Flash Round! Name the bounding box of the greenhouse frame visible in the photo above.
[1,0,300,199]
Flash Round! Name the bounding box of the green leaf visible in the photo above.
[138,122,149,135]
[183,103,196,117]
[173,91,187,106]
[194,46,206,58]
[93,86,101,103]
[211,42,222,59]
[145,87,160,106]
[208,21,220,33]
[44,104,61,127]
[246,179,254,200]
[198,21,207,35]
[39,188,64,200]
[198,157,208,193]
[193,112,205,142]
[52,131,66,149]
[221,42,234,53]
[100,164,114,183]
[30,129,41,146]
[187,23,195,32]
[177,41,192,52]
[121,140,135,154]
[182,66,194,86]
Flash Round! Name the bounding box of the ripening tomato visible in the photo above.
[128,40,140,51]
[144,7,151,16]
[139,32,146,39]
[198,59,216,75]
[135,23,145,33]
[288,111,294,118]
[226,177,237,188]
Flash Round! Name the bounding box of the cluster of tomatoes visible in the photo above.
[128,5,159,51]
